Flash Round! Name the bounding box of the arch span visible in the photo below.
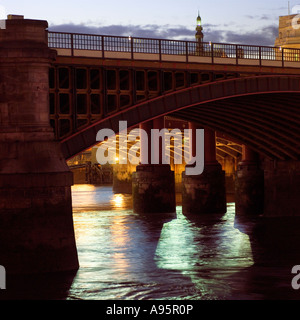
[60,75,300,161]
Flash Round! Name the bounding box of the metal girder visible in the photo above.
[199,100,300,155]
[59,75,300,161]
[172,109,289,160]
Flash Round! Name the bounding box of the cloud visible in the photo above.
[49,22,278,47]
[260,14,272,21]
[244,14,273,21]
[49,23,195,40]
[203,24,278,46]
[224,25,278,46]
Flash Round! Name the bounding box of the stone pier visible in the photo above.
[264,160,300,217]
[0,16,79,274]
[235,146,264,215]
[182,125,226,214]
[132,118,176,214]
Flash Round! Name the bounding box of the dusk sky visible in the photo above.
[0,0,298,46]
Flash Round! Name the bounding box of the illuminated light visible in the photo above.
[71,184,98,215]
[71,184,96,192]
[197,11,202,27]
[111,194,125,209]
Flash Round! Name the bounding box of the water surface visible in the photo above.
[3,185,300,300]
[67,185,300,300]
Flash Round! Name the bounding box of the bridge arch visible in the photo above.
[60,75,300,161]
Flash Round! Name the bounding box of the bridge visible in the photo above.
[0,16,299,274]
[47,31,300,161]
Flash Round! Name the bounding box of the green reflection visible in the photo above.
[155,205,254,276]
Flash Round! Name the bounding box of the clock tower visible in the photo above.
[195,12,204,43]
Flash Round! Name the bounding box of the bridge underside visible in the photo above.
[172,93,300,161]
[59,76,300,162]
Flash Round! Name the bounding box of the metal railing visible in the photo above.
[48,31,300,66]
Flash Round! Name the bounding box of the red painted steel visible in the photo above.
[60,75,300,161]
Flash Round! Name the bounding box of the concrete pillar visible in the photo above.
[182,125,226,214]
[235,145,264,215]
[264,160,300,217]
[132,118,176,214]
[0,17,79,274]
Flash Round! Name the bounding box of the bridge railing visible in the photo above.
[48,31,300,67]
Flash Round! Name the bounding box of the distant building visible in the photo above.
[275,14,300,49]
[274,14,300,62]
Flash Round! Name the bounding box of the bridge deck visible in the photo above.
[48,31,300,69]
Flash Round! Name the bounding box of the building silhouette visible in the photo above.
[275,14,300,61]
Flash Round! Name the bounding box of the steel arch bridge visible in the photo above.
[48,31,300,161]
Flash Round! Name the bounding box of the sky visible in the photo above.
[0,0,298,46]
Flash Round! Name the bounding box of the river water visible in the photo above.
[3,185,300,300]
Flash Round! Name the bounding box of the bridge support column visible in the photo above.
[264,160,300,217]
[182,125,226,214]
[0,17,79,274]
[235,146,264,215]
[132,118,176,214]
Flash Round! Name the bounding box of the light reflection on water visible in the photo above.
[72,184,132,211]
[67,185,300,300]
[3,185,300,300]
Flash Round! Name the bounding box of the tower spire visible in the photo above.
[195,11,203,42]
